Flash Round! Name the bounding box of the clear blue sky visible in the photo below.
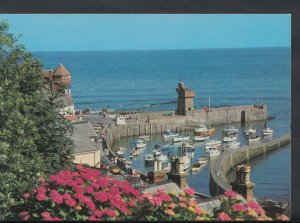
[0,14,290,51]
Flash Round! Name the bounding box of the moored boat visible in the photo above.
[244,126,256,136]
[173,135,190,143]
[191,163,202,172]
[194,135,210,142]
[139,135,150,140]
[225,141,240,149]
[163,130,179,140]
[136,140,147,149]
[204,140,222,150]
[145,154,154,162]
[152,149,161,156]
[198,156,209,165]
[206,147,221,157]
[182,156,191,170]
[223,135,238,143]
[247,135,261,144]
[223,125,238,135]
[161,143,173,150]
[262,128,273,136]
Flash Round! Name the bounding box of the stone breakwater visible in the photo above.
[209,134,291,196]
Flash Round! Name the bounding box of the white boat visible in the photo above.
[184,147,195,159]
[223,135,238,143]
[193,124,208,135]
[223,125,238,135]
[117,146,126,151]
[173,135,190,143]
[136,140,147,149]
[262,128,273,136]
[191,163,202,172]
[244,126,256,136]
[194,135,210,142]
[163,130,179,140]
[204,140,222,150]
[225,141,240,149]
[145,154,154,162]
[162,163,171,172]
[247,135,261,144]
[129,150,138,158]
[198,156,209,165]
[161,143,173,150]
[206,147,221,157]
[182,156,190,170]
[153,149,161,156]
[158,154,168,162]
[183,142,195,149]
[139,135,150,140]
[116,150,124,156]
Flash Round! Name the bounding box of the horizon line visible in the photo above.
[29,46,290,53]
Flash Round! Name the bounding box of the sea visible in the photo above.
[33,47,291,202]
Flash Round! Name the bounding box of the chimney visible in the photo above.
[167,156,188,190]
[231,164,255,202]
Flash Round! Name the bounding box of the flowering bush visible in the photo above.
[18,166,289,221]
[19,165,140,221]
[213,190,289,221]
[137,188,213,221]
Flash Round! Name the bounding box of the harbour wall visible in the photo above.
[209,134,291,196]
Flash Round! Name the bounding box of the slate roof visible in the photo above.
[54,95,74,108]
[70,121,100,154]
[82,115,113,130]
[53,63,71,76]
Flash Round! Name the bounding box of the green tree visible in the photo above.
[0,21,75,219]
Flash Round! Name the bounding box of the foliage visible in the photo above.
[18,166,289,221]
[0,20,74,219]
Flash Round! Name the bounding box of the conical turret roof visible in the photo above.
[53,63,71,76]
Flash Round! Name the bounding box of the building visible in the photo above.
[70,120,101,168]
[54,95,75,115]
[42,63,71,96]
[176,82,196,116]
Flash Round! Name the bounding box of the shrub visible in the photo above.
[18,166,289,221]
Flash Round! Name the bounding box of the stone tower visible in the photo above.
[176,82,196,116]
[231,164,255,202]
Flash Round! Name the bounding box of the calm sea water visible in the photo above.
[33,47,291,201]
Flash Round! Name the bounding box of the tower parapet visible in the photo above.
[176,82,195,116]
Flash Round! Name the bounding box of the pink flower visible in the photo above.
[179,202,187,208]
[105,209,116,217]
[224,190,237,199]
[195,208,203,215]
[246,201,265,215]
[65,198,77,207]
[91,181,99,189]
[62,193,71,200]
[19,211,30,221]
[152,196,163,206]
[41,211,51,218]
[97,178,108,188]
[94,210,104,218]
[95,191,109,203]
[218,212,232,221]
[76,164,84,170]
[39,177,45,183]
[184,188,196,196]
[85,186,94,194]
[49,190,63,204]
[179,196,186,202]
[23,193,30,199]
[36,193,47,201]
[232,203,247,212]
[168,202,176,209]
[88,216,98,221]
[85,200,96,211]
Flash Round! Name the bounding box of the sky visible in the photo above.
[0,14,291,52]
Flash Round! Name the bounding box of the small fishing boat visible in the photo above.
[204,140,222,150]
[163,130,179,140]
[129,150,139,158]
[262,128,273,136]
[184,147,195,158]
[244,126,256,136]
[145,154,154,162]
[136,140,147,149]
[223,135,238,143]
[162,162,171,172]
[139,135,150,140]
[223,125,238,135]
[183,142,195,149]
[158,154,168,162]
[198,156,209,165]
[194,135,210,142]
[206,147,221,157]
[182,156,191,170]
[173,135,190,143]
[161,143,173,150]
[191,163,202,172]
[153,149,162,156]
[247,135,261,144]
[116,150,124,156]
[225,141,240,149]
[193,124,207,135]
[194,127,215,136]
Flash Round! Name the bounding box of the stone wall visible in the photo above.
[209,134,291,197]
